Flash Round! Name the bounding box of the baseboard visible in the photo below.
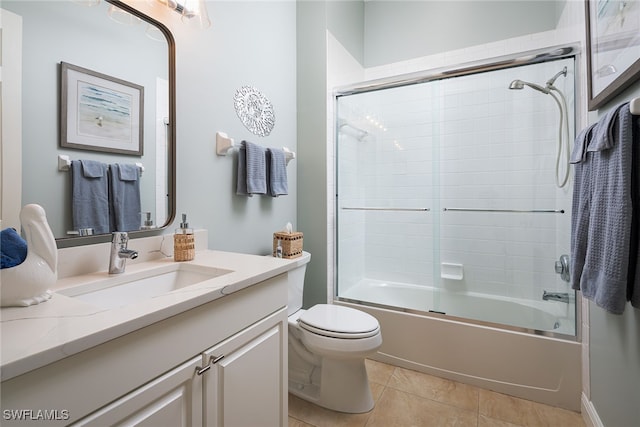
[581,392,604,427]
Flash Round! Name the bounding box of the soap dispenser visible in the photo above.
[174,213,195,262]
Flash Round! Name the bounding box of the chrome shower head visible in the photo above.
[546,66,567,87]
[508,79,549,94]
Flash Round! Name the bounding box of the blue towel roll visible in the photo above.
[1,228,28,269]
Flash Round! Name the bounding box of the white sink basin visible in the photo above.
[58,264,232,310]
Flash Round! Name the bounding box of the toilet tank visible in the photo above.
[287,251,310,316]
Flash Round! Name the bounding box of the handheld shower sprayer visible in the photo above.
[508,67,570,188]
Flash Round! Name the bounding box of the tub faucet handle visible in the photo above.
[554,254,570,283]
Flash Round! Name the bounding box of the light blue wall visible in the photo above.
[297,1,329,308]
[170,1,298,256]
[364,1,560,67]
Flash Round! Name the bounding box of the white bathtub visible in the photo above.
[336,280,581,411]
[340,281,576,335]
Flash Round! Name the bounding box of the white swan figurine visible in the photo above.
[1,204,57,307]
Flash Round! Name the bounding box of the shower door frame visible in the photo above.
[333,44,582,342]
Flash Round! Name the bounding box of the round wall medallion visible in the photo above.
[233,86,275,137]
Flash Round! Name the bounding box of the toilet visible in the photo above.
[287,252,382,413]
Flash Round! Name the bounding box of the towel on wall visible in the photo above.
[1,228,28,269]
[267,148,288,197]
[587,102,628,152]
[569,123,596,164]
[236,141,267,196]
[629,114,640,310]
[236,145,250,196]
[110,163,141,232]
[571,102,634,314]
[71,160,110,234]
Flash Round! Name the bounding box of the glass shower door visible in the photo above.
[336,83,437,312]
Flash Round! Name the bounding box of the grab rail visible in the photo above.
[442,208,564,214]
[341,207,430,212]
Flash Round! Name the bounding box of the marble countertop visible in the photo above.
[0,250,306,382]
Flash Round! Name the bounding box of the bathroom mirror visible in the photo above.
[3,0,175,245]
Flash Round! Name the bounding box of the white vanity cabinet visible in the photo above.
[202,311,286,427]
[1,273,288,427]
[71,355,204,427]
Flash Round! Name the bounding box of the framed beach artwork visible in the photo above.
[585,0,640,110]
[60,62,144,155]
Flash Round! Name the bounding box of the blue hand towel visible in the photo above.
[630,113,640,310]
[243,141,267,195]
[1,228,28,269]
[587,102,627,152]
[267,148,288,197]
[236,145,250,196]
[71,160,110,234]
[570,123,596,164]
[110,163,141,232]
[571,102,633,314]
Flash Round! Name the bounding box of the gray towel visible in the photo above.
[267,148,288,197]
[631,114,640,310]
[236,146,250,196]
[243,141,267,195]
[110,163,141,232]
[71,160,110,234]
[570,123,596,164]
[587,102,627,152]
[571,102,633,314]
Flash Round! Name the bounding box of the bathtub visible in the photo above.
[336,280,581,411]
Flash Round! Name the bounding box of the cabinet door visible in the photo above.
[72,356,203,427]
[203,313,286,427]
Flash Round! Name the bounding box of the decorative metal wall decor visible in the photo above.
[233,85,275,137]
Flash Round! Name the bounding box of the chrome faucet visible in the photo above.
[542,290,570,303]
[109,232,138,274]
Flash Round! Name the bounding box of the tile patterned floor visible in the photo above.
[288,360,586,427]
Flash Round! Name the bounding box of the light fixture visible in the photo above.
[108,4,141,25]
[71,0,100,6]
[157,0,211,29]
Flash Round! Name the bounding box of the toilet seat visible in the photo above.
[299,304,380,339]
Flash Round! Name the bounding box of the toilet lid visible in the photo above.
[299,304,380,339]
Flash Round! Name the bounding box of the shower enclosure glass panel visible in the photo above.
[336,57,576,337]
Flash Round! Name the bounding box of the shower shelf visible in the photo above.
[442,208,564,214]
[341,207,430,212]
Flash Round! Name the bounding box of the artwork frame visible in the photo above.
[585,0,640,111]
[60,62,144,155]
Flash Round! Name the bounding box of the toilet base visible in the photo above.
[289,357,374,414]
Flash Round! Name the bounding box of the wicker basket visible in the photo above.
[273,231,303,259]
[174,233,195,262]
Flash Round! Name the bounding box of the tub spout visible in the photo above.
[542,291,570,303]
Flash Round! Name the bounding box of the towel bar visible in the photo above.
[215,131,295,165]
[57,155,144,174]
[631,96,639,115]
[443,207,564,214]
[341,207,430,212]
